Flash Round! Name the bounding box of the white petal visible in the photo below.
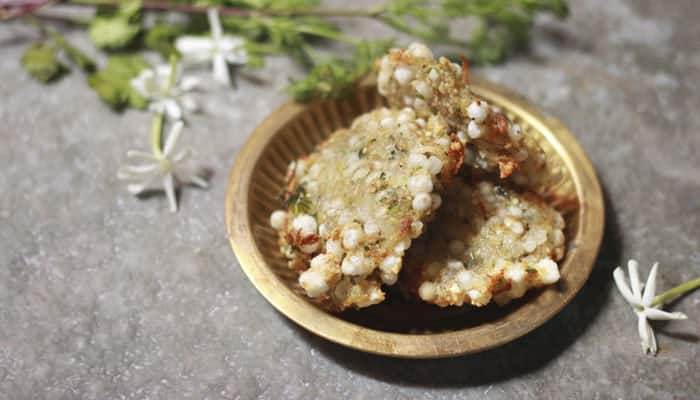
[642,262,658,306]
[613,267,640,306]
[628,259,642,299]
[163,99,182,120]
[179,76,201,91]
[207,8,223,39]
[647,322,657,355]
[188,174,208,188]
[126,150,157,161]
[175,36,215,63]
[224,49,248,65]
[130,76,149,97]
[212,53,231,85]
[644,308,688,320]
[171,149,192,163]
[636,312,653,354]
[179,94,199,112]
[117,163,159,178]
[163,173,177,212]
[163,121,185,157]
[148,101,167,114]
[127,182,149,194]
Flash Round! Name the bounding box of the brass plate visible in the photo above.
[225,78,604,358]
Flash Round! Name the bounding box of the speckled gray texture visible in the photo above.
[1,1,699,399]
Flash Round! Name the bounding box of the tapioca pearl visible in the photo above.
[299,269,329,297]
[292,214,317,236]
[318,223,328,237]
[310,254,333,270]
[394,67,413,84]
[299,240,320,254]
[338,212,352,226]
[407,42,433,59]
[403,96,415,106]
[468,289,486,303]
[326,240,342,256]
[448,240,465,257]
[394,239,410,256]
[467,100,489,123]
[398,107,416,122]
[342,227,363,249]
[408,174,433,194]
[552,229,565,246]
[428,68,440,81]
[509,123,523,141]
[427,156,443,175]
[413,97,426,109]
[435,137,450,147]
[412,193,432,212]
[451,62,462,76]
[505,264,526,283]
[430,193,442,210]
[380,256,401,274]
[415,80,432,98]
[269,210,287,230]
[377,71,390,88]
[380,272,398,285]
[447,259,464,270]
[457,130,468,143]
[467,120,483,139]
[418,282,437,301]
[408,153,428,169]
[380,117,395,129]
[415,118,426,127]
[295,161,307,175]
[341,253,371,275]
[508,206,523,217]
[537,258,560,284]
[457,270,474,288]
[410,220,424,238]
[363,222,380,236]
[504,217,525,235]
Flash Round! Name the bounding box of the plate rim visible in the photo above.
[225,78,605,358]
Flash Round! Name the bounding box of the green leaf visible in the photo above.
[88,55,149,110]
[286,39,393,102]
[88,0,143,50]
[20,42,66,83]
[144,23,187,57]
[89,17,141,50]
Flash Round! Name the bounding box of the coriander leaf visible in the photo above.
[89,17,141,50]
[286,39,393,102]
[20,42,66,83]
[144,23,188,57]
[88,55,149,110]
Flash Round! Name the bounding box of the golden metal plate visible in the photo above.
[225,78,604,358]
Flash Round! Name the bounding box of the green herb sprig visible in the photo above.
[8,0,568,105]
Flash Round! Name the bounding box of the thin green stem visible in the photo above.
[151,54,178,157]
[150,112,164,158]
[65,0,387,18]
[651,277,700,308]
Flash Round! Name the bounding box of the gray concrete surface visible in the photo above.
[1,1,699,399]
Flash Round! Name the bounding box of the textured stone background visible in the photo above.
[1,1,699,399]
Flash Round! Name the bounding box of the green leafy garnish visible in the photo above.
[87,55,149,110]
[21,43,65,83]
[285,184,313,215]
[89,0,143,50]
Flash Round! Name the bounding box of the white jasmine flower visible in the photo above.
[175,8,248,85]
[117,121,208,212]
[130,64,200,120]
[613,260,688,355]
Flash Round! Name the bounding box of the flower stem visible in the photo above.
[64,0,386,18]
[651,277,700,307]
[151,54,178,158]
[150,112,164,158]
